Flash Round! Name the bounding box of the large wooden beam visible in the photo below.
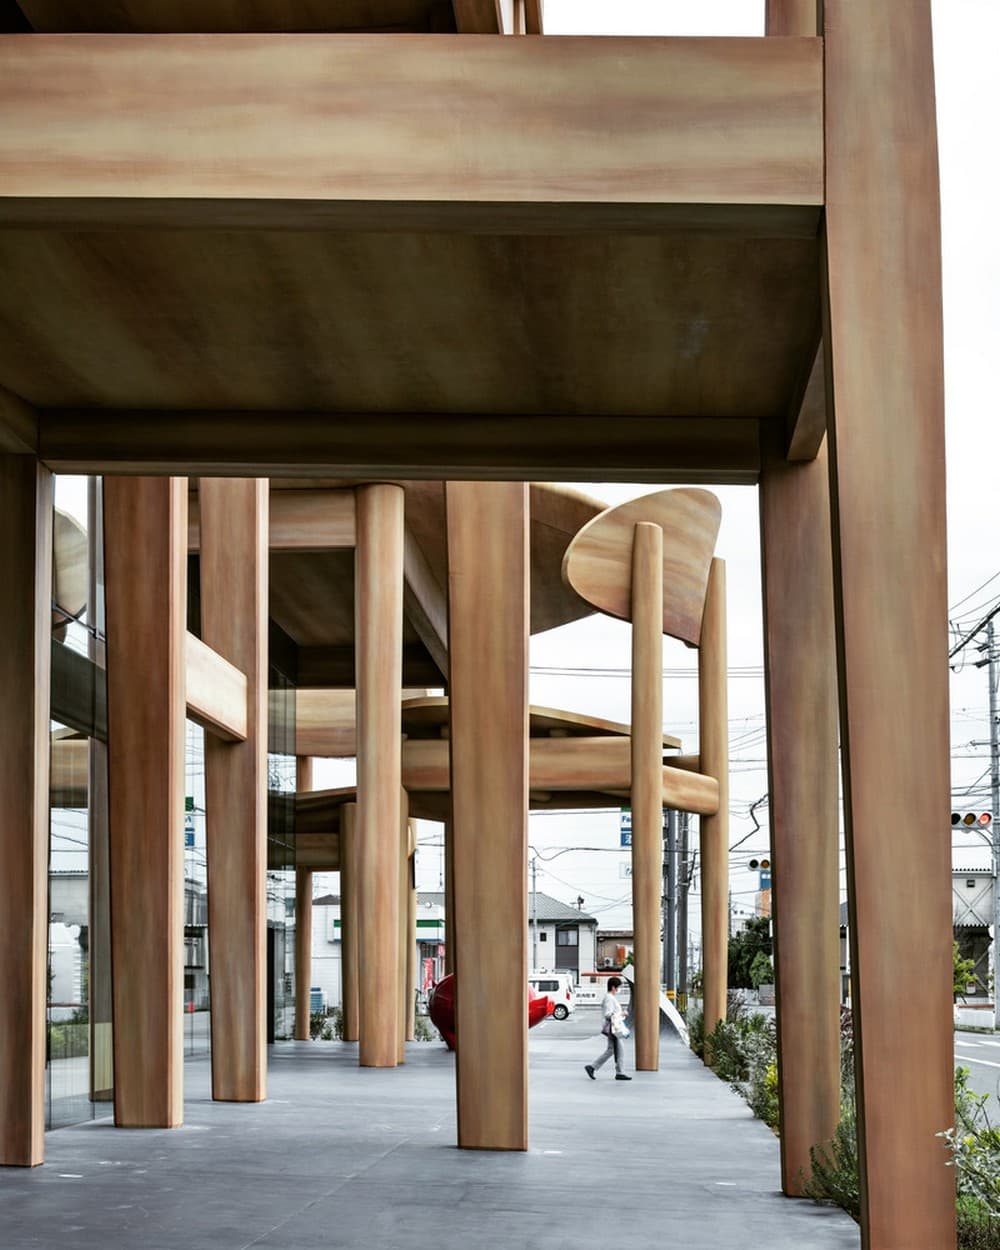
[190,488,355,553]
[759,425,841,1195]
[631,522,664,1072]
[823,4,954,1246]
[104,476,186,1128]
[447,481,529,1151]
[698,559,728,1043]
[355,484,405,1067]
[185,632,248,742]
[404,526,449,678]
[296,689,357,757]
[39,412,762,485]
[201,479,268,1103]
[400,736,719,813]
[0,456,51,1165]
[0,36,821,230]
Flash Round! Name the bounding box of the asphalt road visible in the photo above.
[954,1029,1000,1119]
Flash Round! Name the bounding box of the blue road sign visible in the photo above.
[759,869,771,890]
[620,809,632,847]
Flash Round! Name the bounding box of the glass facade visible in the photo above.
[47,476,113,1129]
[267,668,297,1042]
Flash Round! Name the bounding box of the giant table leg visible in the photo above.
[824,4,955,1245]
[356,484,404,1067]
[699,559,728,1044]
[104,476,186,1127]
[760,429,841,1194]
[447,482,529,1150]
[631,521,663,1072]
[202,479,268,1102]
[0,457,51,1164]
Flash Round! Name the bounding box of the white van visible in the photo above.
[529,971,575,1020]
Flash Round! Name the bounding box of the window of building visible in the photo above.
[557,928,579,946]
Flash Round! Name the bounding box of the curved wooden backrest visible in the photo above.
[561,488,721,645]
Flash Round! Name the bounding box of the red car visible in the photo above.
[428,974,554,1050]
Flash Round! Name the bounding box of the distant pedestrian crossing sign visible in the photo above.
[620,809,632,847]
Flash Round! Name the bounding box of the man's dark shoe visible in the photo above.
[615,1073,632,1081]
[585,1065,596,1080]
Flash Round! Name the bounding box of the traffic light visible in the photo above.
[951,812,992,828]
[748,858,771,871]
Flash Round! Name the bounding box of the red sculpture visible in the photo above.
[428,974,554,1050]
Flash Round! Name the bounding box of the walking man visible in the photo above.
[585,976,632,1081]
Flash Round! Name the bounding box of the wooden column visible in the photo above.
[0,456,51,1166]
[104,476,186,1128]
[294,756,314,1042]
[760,428,841,1194]
[201,479,268,1103]
[407,829,418,1043]
[824,4,955,1246]
[447,481,529,1151]
[630,522,664,1072]
[355,484,404,1068]
[340,801,360,1042]
[698,558,728,1043]
[443,818,455,976]
[397,788,409,1063]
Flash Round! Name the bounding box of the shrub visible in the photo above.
[413,1013,435,1042]
[803,1110,861,1222]
[310,1007,343,1041]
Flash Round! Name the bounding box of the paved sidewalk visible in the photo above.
[0,1028,859,1250]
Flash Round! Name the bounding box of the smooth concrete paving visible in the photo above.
[0,1013,859,1250]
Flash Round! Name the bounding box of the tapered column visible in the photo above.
[294,757,314,1042]
[104,476,186,1128]
[630,522,663,1072]
[698,558,728,1042]
[397,788,409,1063]
[760,428,841,1194]
[355,484,404,1067]
[0,457,51,1165]
[407,830,418,1043]
[201,479,268,1102]
[447,481,529,1151]
[340,802,360,1042]
[824,4,954,1246]
[443,818,455,976]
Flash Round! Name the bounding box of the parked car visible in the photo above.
[529,972,575,1020]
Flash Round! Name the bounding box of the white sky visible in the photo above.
[54,2,1000,945]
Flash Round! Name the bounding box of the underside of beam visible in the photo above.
[39,413,762,484]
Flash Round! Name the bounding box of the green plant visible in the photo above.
[955,941,980,1000]
[688,1008,705,1059]
[749,951,774,990]
[957,1198,1000,1249]
[803,1109,861,1221]
[728,916,772,989]
[941,1068,1000,1218]
[413,1012,435,1042]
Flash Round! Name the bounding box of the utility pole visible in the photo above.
[663,810,677,993]
[988,621,1000,1029]
[677,813,690,1008]
[530,856,538,972]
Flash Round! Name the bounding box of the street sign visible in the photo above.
[759,869,771,890]
[184,812,196,849]
[618,862,633,879]
[620,809,632,847]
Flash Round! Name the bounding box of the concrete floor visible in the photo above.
[1,1016,859,1250]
